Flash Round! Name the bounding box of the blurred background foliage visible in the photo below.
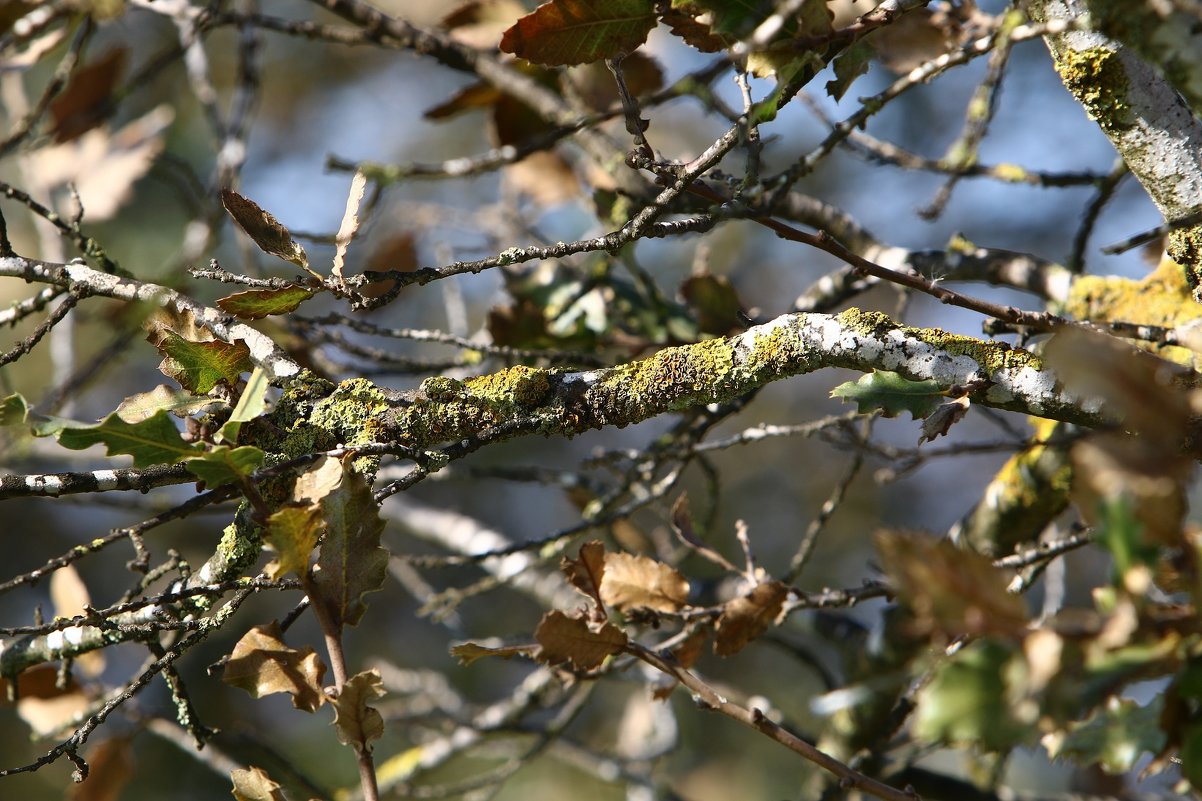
[0,0,1189,799]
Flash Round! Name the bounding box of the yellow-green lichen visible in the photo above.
[1168,228,1202,301]
[1063,257,1202,364]
[837,308,1042,375]
[1055,47,1132,134]
[464,365,551,409]
[589,337,737,425]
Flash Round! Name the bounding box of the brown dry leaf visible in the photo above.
[221,190,313,275]
[561,540,607,608]
[868,7,958,74]
[8,665,87,736]
[535,610,627,670]
[714,580,789,656]
[28,105,173,222]
[600,552,690,614]
[71,737,133,801]
[230,766,287,801]
[875,530,1028,639]
[49,47,126,142]
[919,395,971,444]
[221,622,327,712]
[50,565,104,677]
[331,669,385,754]
[450,641,538,666]
[292,455,346,504]
[505,151,581,207]
[332,170,368,283]
[442,0,527,48]
[17,683,89,737]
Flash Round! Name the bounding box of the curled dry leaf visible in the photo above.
[331,669,386,754]
[535,610,627,670]
[230,766,287,801]
[221,622,327,712]
[714,580,789,657]
[451,641,539,666]
[919,395,971,444]
[221,189,314,275]
[600,552,690,614]
[562,540,607,609]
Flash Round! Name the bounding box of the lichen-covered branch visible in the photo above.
[382,309,1107,450]
[1028,0,1202,295]
[0,255,301,380]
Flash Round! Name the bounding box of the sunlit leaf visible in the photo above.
[714,580,788,656]
[0,393,29,426]
[600,552,690,613]
[148,328,253,394]
[51,565,104,677]
[115,385,218,423]
[311,461,389,630]
[562,540,607,608]
[230,766,287,801]
[263,504,322,579]
[185,445,265,487]
[831,370,944,419]
[450,641,539,666]
[219,366,271,444]
[331,670,385,753]
[216,285,315,320]
[56,410,200,468]
[221,190,312,273]
[500,0,657,66]
[222,622,327,712]
[535,610,627,670]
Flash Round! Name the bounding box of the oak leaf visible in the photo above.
[331,670,386,754]
[535,610,627,670]
[714,580,788,656]
[222,622,327,712]
[600,552,689,613]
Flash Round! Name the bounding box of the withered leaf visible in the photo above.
[6,665,88,737]
[221,189,312,274]
[500,0,657,66]
[535,610,627,670]
[147,327,252,394]
[222,622,327,712]
[450,641,539,666]
[875,530,1028,639]
[263,504,323,579]
[442,0,528,48]
[50,48,126,142]
[230,766,287,801]
[311,461,389,631]
[600,552,690,614]
[714,580,788,656]
[216,285,315,320]
[919,395,971,445]
[562,540,607,608]
[331,669,385,754]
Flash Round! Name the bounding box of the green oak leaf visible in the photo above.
[185,445,266,487]
[831,370,944,419]
[149,329,253,394]
[56,409,200,468]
